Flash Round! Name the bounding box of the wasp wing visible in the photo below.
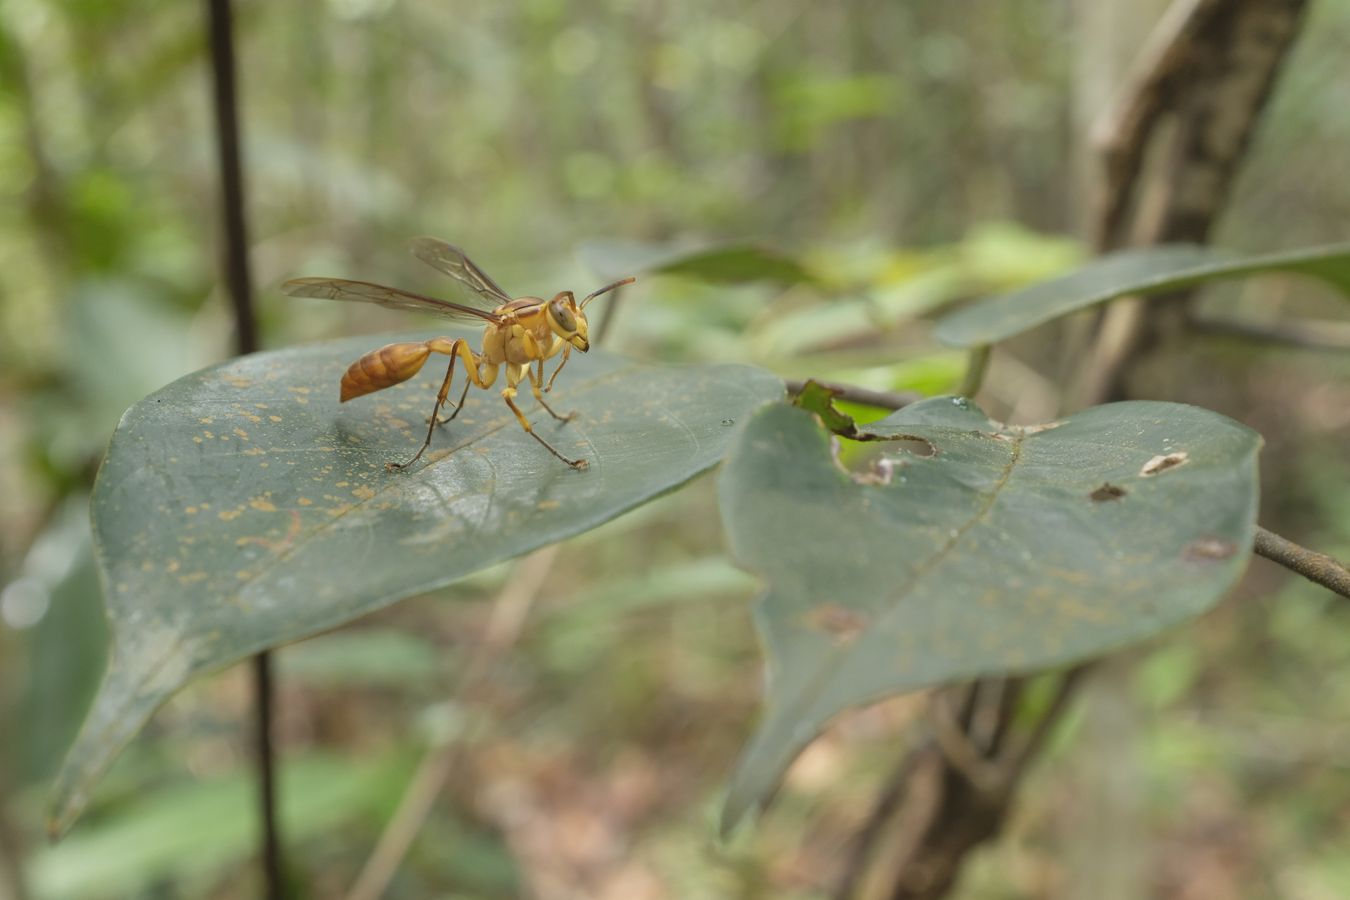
[410,237,513,305]
[281,277,503,324]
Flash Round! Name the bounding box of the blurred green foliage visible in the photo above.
[2,0,1349,897]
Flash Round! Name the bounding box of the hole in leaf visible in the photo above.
[1141,451,1189,476]
[831,435,935,485]
[1089,483,1127,502]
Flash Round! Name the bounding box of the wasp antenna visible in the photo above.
[580,276,635,309]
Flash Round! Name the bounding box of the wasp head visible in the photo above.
[546,291,589,352]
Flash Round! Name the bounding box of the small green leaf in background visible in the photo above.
[717,396,1261,830]
[580,239,815,285]
[933,241,1350,347]
[33,752,412,900]
[51,332,782,834]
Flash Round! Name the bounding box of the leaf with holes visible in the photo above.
[52,332,782,834]
[717,397,1261,830]
[933,241,1350,347]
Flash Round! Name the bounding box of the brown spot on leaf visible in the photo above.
[1183,537,1238,562]
[1089,483,1127,502]
[803,603,871,645]
[1141,451,1189,476]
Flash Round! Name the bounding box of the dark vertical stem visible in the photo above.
[206,0,259,355]
[251,653,282,898]
[203,1,281,897]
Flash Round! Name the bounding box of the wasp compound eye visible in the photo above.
[550,299,578,333]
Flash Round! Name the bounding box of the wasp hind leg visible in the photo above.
[428,378,473,427]
[388,338,481,471]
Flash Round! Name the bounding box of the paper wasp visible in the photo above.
[281,238,634,471]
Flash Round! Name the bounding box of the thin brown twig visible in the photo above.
[1002,666,1089,784]
[832,741,938,900]
[1254,526,1350,599]
[591,283,628,345]
[343,545,561,900]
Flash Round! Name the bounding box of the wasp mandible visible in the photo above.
[282,238,634,471]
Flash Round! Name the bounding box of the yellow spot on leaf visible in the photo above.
[199,417,214,425]
[234,428,249,439]
[269,415,282,423]
[185,506,199,515]
[250,497,277,512]
[219,509,243,521]
[193,436,204,444]
[178,571,208,585]
[166,560,180,573]
[536,500,561,510]
[297,497,313,506]
[203,430,214,439]
[352,485,376,500]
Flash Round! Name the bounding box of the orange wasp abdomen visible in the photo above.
[339,341,435,402]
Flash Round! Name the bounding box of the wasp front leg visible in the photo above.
[529,360,576,423]
[502,364,587,469]
[544,340,571,393]
[516,332,574,423]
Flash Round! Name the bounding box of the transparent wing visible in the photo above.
[410,237,513,305]
[280,277,502,324]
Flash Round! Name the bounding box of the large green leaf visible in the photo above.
[717,397,1261,830]
[52,332,781,834]
[933,242,1350,347]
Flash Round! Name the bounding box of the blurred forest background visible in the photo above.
[2,1,1350,898]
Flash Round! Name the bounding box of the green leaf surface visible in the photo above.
[718,397,1261,831]
[52,332,781,834]
[933,242,1350,347]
